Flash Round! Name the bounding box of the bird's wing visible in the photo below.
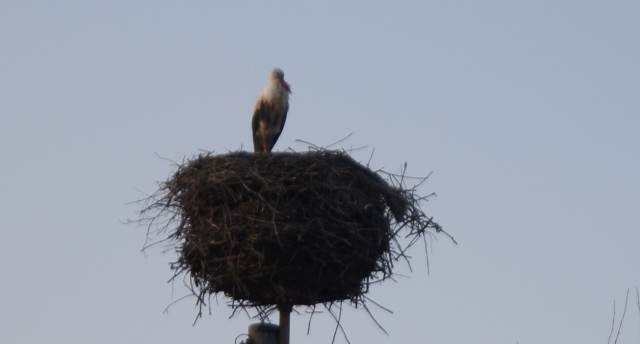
[252,100,267,152]
[271,103,288,148]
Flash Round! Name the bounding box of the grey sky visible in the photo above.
[1,1,639,343]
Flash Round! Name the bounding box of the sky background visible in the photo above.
[1,1,639,343]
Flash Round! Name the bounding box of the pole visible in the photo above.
[279,304,292,344]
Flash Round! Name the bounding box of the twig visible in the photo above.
[306,305,316,335]
[294,139,322,150]
[614,288,630,344]
[326,303,351,344]
[362,301,389,335]
[636,287,640,316]
[331,304,341,344]
[422,234,430,275]
[325,132,354,149]
[608,301,616,344]
[367,148,375,167]
[162,294,194,314]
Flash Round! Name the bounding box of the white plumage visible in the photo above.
[252,68,291,153]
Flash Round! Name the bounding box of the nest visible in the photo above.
[141,150,450,317]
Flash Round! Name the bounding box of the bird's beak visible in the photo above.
[282,80,291,93]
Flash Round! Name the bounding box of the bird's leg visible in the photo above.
[259,122,269,153]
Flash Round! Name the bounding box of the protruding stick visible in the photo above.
[279,305,292,344]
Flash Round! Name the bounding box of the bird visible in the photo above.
[252,68,291,153]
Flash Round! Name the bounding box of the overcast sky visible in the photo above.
[1,1,639,343]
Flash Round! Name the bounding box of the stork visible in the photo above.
[252,68,291,153]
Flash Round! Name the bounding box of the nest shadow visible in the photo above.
[141,150,449,316]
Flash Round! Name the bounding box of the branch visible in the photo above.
[614,288,630,344]
[636,287,640,315]
[607,301,616,344]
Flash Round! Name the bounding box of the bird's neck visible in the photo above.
[271,79,291,93]
[261,83,289,107]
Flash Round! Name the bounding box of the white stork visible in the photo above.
[252,68,291,153]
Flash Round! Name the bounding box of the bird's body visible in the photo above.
[252,68,291,153]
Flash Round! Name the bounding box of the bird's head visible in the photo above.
[271,68,291,93]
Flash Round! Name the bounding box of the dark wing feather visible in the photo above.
[252,100,267,152]
[270,103,288,150]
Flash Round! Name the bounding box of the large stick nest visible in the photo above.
[141,150,450,316]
